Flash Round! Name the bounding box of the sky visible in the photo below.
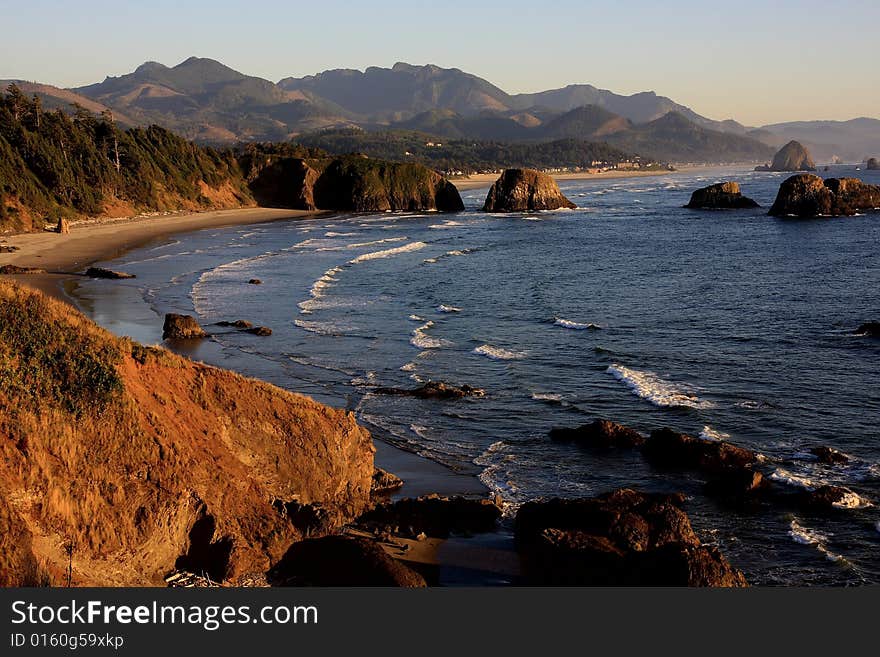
[1,0,878,126]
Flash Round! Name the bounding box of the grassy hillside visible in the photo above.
[0,84,253,232]
[0,281,374,586]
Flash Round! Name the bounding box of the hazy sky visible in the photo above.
[2,0,877,126]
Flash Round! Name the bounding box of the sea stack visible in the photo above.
[758,140,816,172]
[483,168,576,212]
[769,174,880,217]
[162,313,208,339]
[684,182,759,209]
[867,157,879,170]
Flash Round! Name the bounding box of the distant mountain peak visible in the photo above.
[134,61,167,74]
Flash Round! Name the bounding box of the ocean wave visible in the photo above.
[473,344,527,360]
[554,318,601,330]
[411,321,453,349]
[400,362,417,372]
[428,220,465,230]
[294,319,347,336]
[408,314,425,322]
[699,425,730,441]
[423,248,475,264]
[531,392,564,402]
[324,231,357,237]
[789,520,846,562]
[438,305,462,313]
[349,241,427,263]
[607,364,713,409]
[346,236,409,249]
[771,469,872,508]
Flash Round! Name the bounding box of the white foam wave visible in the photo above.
[789,520,846,562]
[771,469,872,509]
[324,231,357,237]
[438,305,462,313]
[408,314,425,322]
[346,236,408,249]
[607,364,713,409]
[428,220,465,230]
[554,318,601,330]
[400,362,417,372]
[531,392,563,402]
[473,344,527,360]
[411,321,452,349]
[294,319,346,336]
[349,241,426,263]
[699,425,730,441]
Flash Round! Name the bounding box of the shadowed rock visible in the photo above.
[684,182,759,209]
[371,467,404,495]
[483,168,576,212]
[856,321,879,337]
[56,217,70,234]
[760,140,816,172]
[358,494,502,538]
[374,381,485,400]
[810,446,849,465]
[245,326,272,336]
[267,535,426,587]
[866,157,878,170]
[162,313,207,340]
[515,489,747,586]
[549,419,645,448]
[85,267,136,279]
[248,279,262,285]
[215,320,253,329]
[642,428,758,473]
[769,174,880,217]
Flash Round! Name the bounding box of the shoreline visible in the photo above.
[450,167,680,191]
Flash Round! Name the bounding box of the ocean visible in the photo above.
[72,165,880,585]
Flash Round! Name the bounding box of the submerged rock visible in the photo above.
[684,182,759,209]
[358,495,502,538]
[248,279,262,285]
[267,535,426,587]
[809,446,849,465]
[515,489,747,586]
[483,168,577,212]
[245,326,272,336]
[549,419,645,448]
[85,267,136,280]
[374,381,485,400]
[162,313,207,340]
[769,174,880,217]
[856,321,880,337]
[215,320,253,329]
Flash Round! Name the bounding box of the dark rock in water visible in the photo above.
[798,485,859,511]
[215,320,253,329]
[549,419,645,448]
[162,313,207,340]
[856,321,880,337]
[642,428,758,474]
[267,535,426,587]
[85,267,136,279]
[704,467,769,501]
[374,381,485,400]
[867,157,879,170]
[684,182,759,209]
[769,174,880,217]
[358,494,502,538]
[483,168,577,212]
[0,265,46,275]
[248,279,262,285]
[810,446,849,465]
[371,467,404,495]
[245,326,272,336]
[515,489,747,586]
[767,140,816,172]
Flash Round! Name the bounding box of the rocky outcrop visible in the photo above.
[56,217,70,234]
[0,281,375,585]
[483,168,577,212]
[757,140,816,172]
[642,428,759,473]
[248,279,262,285]
[374,381,485,400]
[247,158,319,211]
[358,495,502,538]
[162,313,207,340]
[371,467,404,495]
[267,535,426,587]
[857,321,880,337]
[515,489,747,586]
[769,174,880,217]
[216,319,253,329]
[684,182,759,209]
[0,265,46,275]
[549,419,645,448]
[85,267,136,280]
[867,157,879,170]
[245,326,272,336]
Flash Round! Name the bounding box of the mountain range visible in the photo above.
[4,57,879,163]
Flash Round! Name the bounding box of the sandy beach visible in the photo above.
[450,168,676,190]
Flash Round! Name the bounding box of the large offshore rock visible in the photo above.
[483,168,576,212]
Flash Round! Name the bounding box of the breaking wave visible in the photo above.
[607,364,713,409]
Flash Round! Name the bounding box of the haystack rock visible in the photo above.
[867,157,879,170]
[763,140,816,172]
[769,174,880,217]
[163,313,208,340]
[56,217,70,234]
[483,168,577,212]
[685,182,759,209]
